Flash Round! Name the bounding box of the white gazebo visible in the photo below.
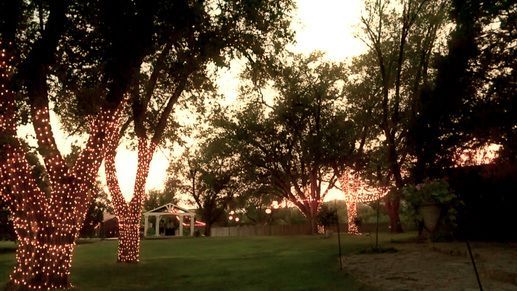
[143,203,196,237]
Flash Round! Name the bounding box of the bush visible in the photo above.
[316,204,337,229]
[402,178,462,240]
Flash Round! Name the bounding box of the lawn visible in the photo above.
[0,233,412,290]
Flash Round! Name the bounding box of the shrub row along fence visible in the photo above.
[210,223,395,237]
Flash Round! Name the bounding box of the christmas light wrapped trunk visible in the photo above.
[0,0,153,282]
[0,40,126,288]
[105,137,157,263]
[338,170,388,234]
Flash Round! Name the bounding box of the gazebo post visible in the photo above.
[144,214,149,238]
[190,215,195,236]
[178,214,183,237]
[155,215,160,236]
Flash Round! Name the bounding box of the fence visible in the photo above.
[210,222,396,237]
[211,224,310,237]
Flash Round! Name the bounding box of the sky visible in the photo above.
[21,0,367,203]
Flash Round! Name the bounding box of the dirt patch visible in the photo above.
[341,242,517,291]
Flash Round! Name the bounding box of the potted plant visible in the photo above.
[403,179,458,236]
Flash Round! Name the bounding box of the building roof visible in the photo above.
[144,203,195,215]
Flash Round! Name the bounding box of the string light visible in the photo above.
[0,40,127,289]
[105,136,157,263]
[338,170,389,234]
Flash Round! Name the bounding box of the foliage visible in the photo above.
[405,0,516,183]
[316,204,338,228]
[143,189,178,212]
[167,137,240,235]
[353,0,451,232]
[233,188,275,225]
[403,179,455,206]
[402,178,461,230]
[80,188,113,238]
[48,0,296,142]
[214,53,359,232]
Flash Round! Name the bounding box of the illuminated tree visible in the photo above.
[104,0,295,262]
[0,39,123,289]
[0,0,154,288]
[338,170,388,234]
[215,54,359,233]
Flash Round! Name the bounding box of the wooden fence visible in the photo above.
[210,222,397,237]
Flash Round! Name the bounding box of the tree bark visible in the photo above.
[0,108,124,289]
[117,219,141,263]
[346,201,359,234]
[385,194,403,233]
[299,202,319,235]
[105,138,156,263]
[307,215,319,234]
[8,228,75,290]
[204,223,212,236]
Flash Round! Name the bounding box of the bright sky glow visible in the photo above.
[454,143,501,167]
[292,0,366,61]
[97,146,170,199]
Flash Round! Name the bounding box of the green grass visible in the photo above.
[0,233,414,290]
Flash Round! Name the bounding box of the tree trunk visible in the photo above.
[385,194,403,233]
[304,208,319,235]
[117,220,141,263]
[204,223,212,236]
[296,200,320,235]
[8,229,76,290]
[346,201,359,234]
[105,139,155,264]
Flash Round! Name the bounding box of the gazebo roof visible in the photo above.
[144,203,195,216]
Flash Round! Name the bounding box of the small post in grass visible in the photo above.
[335,199,343,270]
[466,239,483,290]
[375,189,380,249]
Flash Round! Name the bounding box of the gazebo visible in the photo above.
[143,203,197,237]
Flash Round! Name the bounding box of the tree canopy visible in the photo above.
[212,53,359,233]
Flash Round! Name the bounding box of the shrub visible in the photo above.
[403,178,462,240]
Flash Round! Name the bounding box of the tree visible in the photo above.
[182,139,239,236]
[143,189,178,212]
[104,0,295,262]
[80,188,112,238]
[0,0,155,288]
[337,169,388,234]
[316,204,338,234]
[408,0,516,170]
[234,185,277,225]
[356,0,449,232]
[216,54,359,233]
